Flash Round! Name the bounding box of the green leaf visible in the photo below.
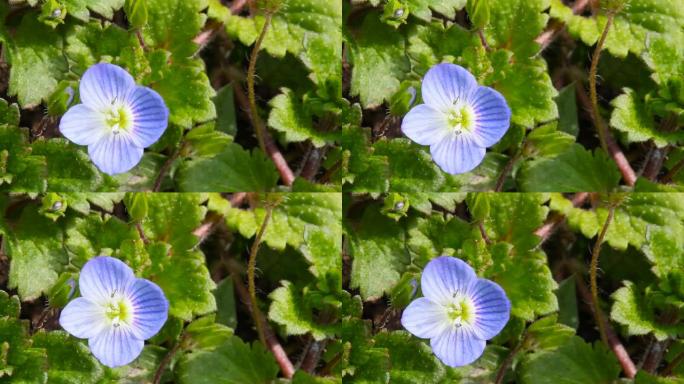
[60,0,124,21]
[63,21,136,76]
[370,139,451,192]
[268,281,335,340]
[0,316,48,383]
[213,278,237,329]
[550,193,684,251]
[524,124,576,158]
[519,337,621,384]
[555,84,579,137]
[610,88,684,147]
[484,0,550,58]
[124,0,148,29]
[636,371,684,384]
[145,248,217,321]
[151,58,217,129]
[6,13,67,107]
[349,13,410,108]
[349,205,408,300]
[0,125,46,193]
[177,143,279,192]
[139,193,206,252]
[519,144,621,192]
[373,331,447,383]
[549,0,684,58]
[491,58,558,128]
[32,331,104,384]
[223,193,342,253]
[268,88,331,147]
[6,205,67,300]
[225,0,341,59]
[30,139,115,192]
[610,281,684,340]
[0,291,20,318]
[143,0,206,58]
[213,85,237,136]
[177,336,279,384]
[490,250,559,321]
[481,193,549,252]
[184,316,234,350]
[403,0,466,22]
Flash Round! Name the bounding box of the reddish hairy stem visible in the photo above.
[229,266,296,378]
[192,193,248,242]
[575,275,637,378]
[534,192,589,242]
[231,81,295,186]
[535,0,591,51]
[574,81,637,187]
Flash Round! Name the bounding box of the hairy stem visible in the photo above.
[575,274,637,378]
[247,13,271,154]
[227,260,296,378]
[231,73,295,186]
[587,13,637,186]
[534,192,589,243]
[248,204,273,347]
[153,333,187,384]
[495,331,528,384]
[663,350,684,376]
[153,141,187,192]
[589,205,615,347]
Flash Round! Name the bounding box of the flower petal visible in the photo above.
[430,326,486,367]
[80,63,135,110]
[126,278,169,340]
[59,104,108,146]
[88,325,144,368]
[401,104,450,146]
[126,86,169,148]
[468,278,511,340]
[88,133,144,175]
[421,256,477,305]
[422,63,478,112]
[429,134,486,175]
[79,256,135,304]
[401,297,449,339]
[59,297,107,339]
[469,86,511,147]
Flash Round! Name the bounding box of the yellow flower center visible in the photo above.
[446,103,475,135]
[104,104,133,135]
[446,295,475,327]
[104,294,133,328]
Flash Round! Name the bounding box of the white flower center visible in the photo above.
[103,291,133,328]
[446,101,475,136]
[445,293,475,328]
[104,102,134,135]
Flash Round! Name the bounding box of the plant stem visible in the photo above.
[231,73,295,186]
[248,204,273,347]
[575,274,637,378]
[534,192,589,242]
[153,141,187,192]
[663,350,684,376]
[589,204,615,347]
[227,260,296,378]
[247,13,271,154]
[587,14,637,186]
[495,331,528,384]
[153,333,187,384]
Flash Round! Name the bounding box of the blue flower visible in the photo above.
[401,63,511,174]
[59,63,169,175]
[401,256,510,367]
[59,256,169,368]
